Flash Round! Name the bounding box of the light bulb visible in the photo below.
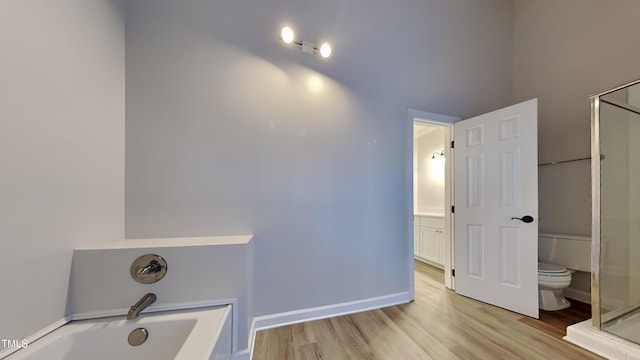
[281,26,294,44]
[319,42,332,58]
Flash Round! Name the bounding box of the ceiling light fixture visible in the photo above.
[279,26,332,59]
[281,26,294,44]
[319,42,332,58]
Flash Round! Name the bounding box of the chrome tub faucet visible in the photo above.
[127,293,157,320]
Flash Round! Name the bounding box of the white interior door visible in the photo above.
[454,99,539,318]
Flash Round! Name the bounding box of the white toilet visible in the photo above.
[538,261,573,311]
[538,233,591,311]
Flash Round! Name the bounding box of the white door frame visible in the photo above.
[407,109,460,299]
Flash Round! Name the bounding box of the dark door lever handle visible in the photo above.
[511,215,534,223]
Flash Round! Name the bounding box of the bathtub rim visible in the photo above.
[0,298,238,360]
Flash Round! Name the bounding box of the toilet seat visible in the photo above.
[538,262,571,276]
[538,273,571,283]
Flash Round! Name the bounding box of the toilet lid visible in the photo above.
[538,262,567,273]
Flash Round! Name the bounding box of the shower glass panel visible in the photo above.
[593,79,640,345]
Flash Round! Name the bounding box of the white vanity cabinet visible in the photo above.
[414,215,445,268]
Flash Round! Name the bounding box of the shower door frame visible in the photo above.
[591,92,601,328]
[591,78,640,329]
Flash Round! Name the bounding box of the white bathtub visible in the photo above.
[5,305,231,360]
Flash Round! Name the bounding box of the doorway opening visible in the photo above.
[413,123,448,269]
[408,109,458,298]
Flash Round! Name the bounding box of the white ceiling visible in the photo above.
[413,123,438,138]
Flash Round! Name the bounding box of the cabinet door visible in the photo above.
[420,227,440,263]
[436,229,445,264]
[414,226,421,256]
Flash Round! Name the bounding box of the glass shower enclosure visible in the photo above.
[592,78,640,344]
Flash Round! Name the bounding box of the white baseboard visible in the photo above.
[564,288,591,304]
[253,291,411,331]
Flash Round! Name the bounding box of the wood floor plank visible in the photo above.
[380,305,463,359]
[253,325,295,360]
[295,342,321,359]
[328,315,377,359]
[347,309,430,359]
[303,316,351,359]
[253,261,604,360]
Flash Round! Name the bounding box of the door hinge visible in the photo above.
[451,269,455,277]
[451,205,455,213]
[451,140,454,149]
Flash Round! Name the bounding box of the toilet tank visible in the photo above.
[538,233,591,272]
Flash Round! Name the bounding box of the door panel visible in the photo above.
[466,224,485,278]
[454,99,539,318]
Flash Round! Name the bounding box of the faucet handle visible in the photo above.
[138,260,162,275]
[131,254,167,284]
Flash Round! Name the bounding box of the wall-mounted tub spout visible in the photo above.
[127,293,156,320]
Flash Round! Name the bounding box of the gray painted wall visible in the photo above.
[0,0,125,344]
[125,0,513,317]
[513,0,640,298]
[513,0,640,236]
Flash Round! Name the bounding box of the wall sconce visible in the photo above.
[431,149,445,159]
[279,26,332,58]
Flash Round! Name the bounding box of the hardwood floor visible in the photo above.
[253,261,603,360]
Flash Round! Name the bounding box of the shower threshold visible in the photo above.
[565,319,640,359]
